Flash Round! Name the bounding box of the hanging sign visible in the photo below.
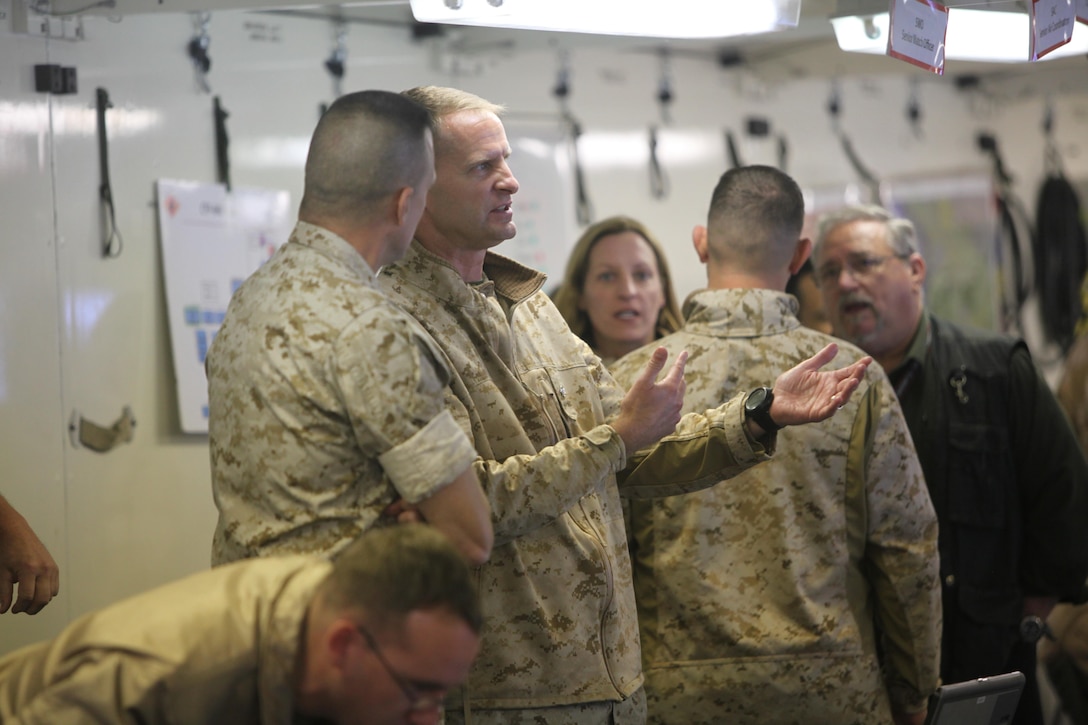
[888,0,949,75]
[1031,0,1075,60]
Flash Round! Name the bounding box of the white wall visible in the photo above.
[2,6,1086,653]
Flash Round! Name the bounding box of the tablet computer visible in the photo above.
[924,671,1025,725]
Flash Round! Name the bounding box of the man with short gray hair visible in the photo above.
[813,203,1088,725]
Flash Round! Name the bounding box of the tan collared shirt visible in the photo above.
[0,555,328,724]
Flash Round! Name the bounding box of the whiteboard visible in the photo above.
[156,179,292,434]
[499,118,579,286]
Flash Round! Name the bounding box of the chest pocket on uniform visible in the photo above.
[520,366,597,442]
[946,423,1008,529]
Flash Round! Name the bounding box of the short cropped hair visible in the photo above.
[319,524,483,635]
[552,215,683,349]
[299,90,433,221]
[706,165,805,270]
[813,204,920,259]
[402,86,505,124]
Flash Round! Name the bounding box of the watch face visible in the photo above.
[746,387,769,412]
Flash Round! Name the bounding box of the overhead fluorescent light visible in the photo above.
[831,8,1088,62]
[409,0,801,40]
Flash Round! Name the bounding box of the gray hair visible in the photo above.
[813,204,920,259]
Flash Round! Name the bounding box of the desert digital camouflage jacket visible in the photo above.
[610,288,942,725]
[379,242,772,719]
[208,222,475,565]
[0,555,328,724]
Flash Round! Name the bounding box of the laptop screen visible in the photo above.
[924,672,1026,725]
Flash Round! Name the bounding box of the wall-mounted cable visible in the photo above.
[648,50,672,200]
[325,20,347,99]
[827,79,881,203]
[906,77,923,140]
[96,87,123,258]
[648,125,668,200]
[188,12,212,94]
[552,49,593,225]
[656,48,674,125]
[214,96,231,192]
[978,131,1032,335]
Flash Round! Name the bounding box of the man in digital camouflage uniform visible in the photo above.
[378,86,873,725]
[208,90,492,568]
[612,166,941,725]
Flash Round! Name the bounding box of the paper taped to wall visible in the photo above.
[156,179,292,434]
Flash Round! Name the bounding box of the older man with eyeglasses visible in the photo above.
[812,204,1088,725]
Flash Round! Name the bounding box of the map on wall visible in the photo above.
[885,174,1001,333]
[805,173,1000,333]
[156,179,292,434]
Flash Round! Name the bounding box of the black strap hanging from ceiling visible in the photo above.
[725,119,789,171]
[648,125,668,200]
[188,12,212,94]
[977,132,1033,335]
[826,81,880,203]
[647,50,672,200]
[725,129,743,169]
[1033,105,1087,353]
[96,87,123,258]
[906,77,924,141]
[214,96,231,192]
[324,21,346,100]
[552,54,593,225]
[777,135,789,173]
[566,115,593,225]
[838,133,880,201]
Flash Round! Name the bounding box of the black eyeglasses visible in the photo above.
[356,624,446,712]
[815,252,910,287]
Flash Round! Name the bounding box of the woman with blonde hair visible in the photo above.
[553,215,683,365]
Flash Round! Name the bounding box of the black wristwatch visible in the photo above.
[744,386,782,433]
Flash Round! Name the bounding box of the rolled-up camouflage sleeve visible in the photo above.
[334,311,476,504]
[851,376,942,713]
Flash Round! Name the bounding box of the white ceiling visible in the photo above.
[280,0,1088,98]
[58,0,1088,97]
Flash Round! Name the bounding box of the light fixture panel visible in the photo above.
[832,7,1088,62]
[409,0,801,40]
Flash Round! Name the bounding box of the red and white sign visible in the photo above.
[1031,0,1075,60]
[888,0,949,75]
